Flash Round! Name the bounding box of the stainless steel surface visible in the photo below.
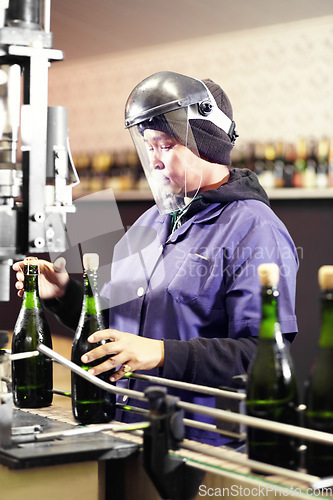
[39,343,333,447]
[0,351,12,448]
[182,441,319,484]
[178,400,333,446]
[0,1,78,301]
[128,372,245,400]
[11,421,150,444]
[9,350,39,361]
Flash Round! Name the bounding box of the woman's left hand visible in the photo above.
[81,329,165,382]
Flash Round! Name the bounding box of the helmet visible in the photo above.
[125,71,237,214]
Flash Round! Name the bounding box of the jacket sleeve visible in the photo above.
[42,278,84,332]
[161,336,257,387]
[161,333,294,388]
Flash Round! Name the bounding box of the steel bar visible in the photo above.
[116,403,244,439]
[38,344,333,446]
[183,419,245,440]
[178,401,333,446]
[181,441,319,485]
[9,350,39,361]
[44,0,51,33]
[11,421,150,444]
[127,372,245,400]
[52,388,71,398]
[37,344,146,402]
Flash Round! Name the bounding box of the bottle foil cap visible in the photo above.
[258,263,279,287]
[318,265,333,290]
[83,253,99,271]
[23,257,39,274]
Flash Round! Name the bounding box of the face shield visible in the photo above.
[125,72,237,214]
[129,107,205,214]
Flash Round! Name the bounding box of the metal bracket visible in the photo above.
[143,386,204,500]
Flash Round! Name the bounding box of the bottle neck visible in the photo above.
[259,285,281,340]
[83,270,100,316]
[319,290,333,348]
[23,272,40,310]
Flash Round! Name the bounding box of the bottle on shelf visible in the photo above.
[90,152,113,193]
[304,265,333,477]
[256,143,276,190]
[302,138,317,189]
[327,139,333,188]
[12,257,53,408]
[246,263,299,470]
[71,152,91,198]
[71,252,116,424]
[273,141,285,188]
[292,138,307,188]
[316,138,329,189]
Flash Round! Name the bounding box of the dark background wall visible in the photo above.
[2,196,332,397]
[117,197,333,397]
[271,198,333,396]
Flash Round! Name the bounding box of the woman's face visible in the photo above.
[143,129,203,196]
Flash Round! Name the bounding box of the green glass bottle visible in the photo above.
[246,263,299,470]
[305,266,333,476]
[71,253,115,424]
[12,257,53,408]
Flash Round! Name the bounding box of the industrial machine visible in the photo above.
[0,0,78,301]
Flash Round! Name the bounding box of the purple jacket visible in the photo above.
[99,169,299,444]
[46,169,298,445]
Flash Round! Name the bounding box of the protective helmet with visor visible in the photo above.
[125,71,238,214]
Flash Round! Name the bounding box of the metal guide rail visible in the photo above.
[29,344,333,499]
[1,344,333,499]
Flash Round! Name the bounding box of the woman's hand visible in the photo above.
[13,257,69,299]
[81,329,165,382]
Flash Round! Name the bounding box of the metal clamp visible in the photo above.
[143,386,204,500]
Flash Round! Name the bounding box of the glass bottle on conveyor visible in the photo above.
[304,265,333,477]
[71,252,115,424]
[246,263,299,470]
[12,257,53,408]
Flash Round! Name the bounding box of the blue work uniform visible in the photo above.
[45,168,299,446]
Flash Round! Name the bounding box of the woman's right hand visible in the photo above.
[13,257,70,300]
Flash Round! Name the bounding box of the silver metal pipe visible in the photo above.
[178,401,333,446]
[9,350,39,361]
[37,344,146,402]
[182,441,319,485]
[11,421,150,444]
[38,344,333,446]
[0,64,20,167]
[183,418,245,440]
[0,260,12,301]
[115,402,243,439]
[127,372,245,400]
[43,0,51,33]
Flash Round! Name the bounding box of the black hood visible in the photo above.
[200,168,270,206]
[169,168,270,231]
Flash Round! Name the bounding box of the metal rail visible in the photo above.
[38,344,333,446]
[127,372,245,400]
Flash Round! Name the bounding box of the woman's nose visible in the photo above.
[150,151,164,170]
